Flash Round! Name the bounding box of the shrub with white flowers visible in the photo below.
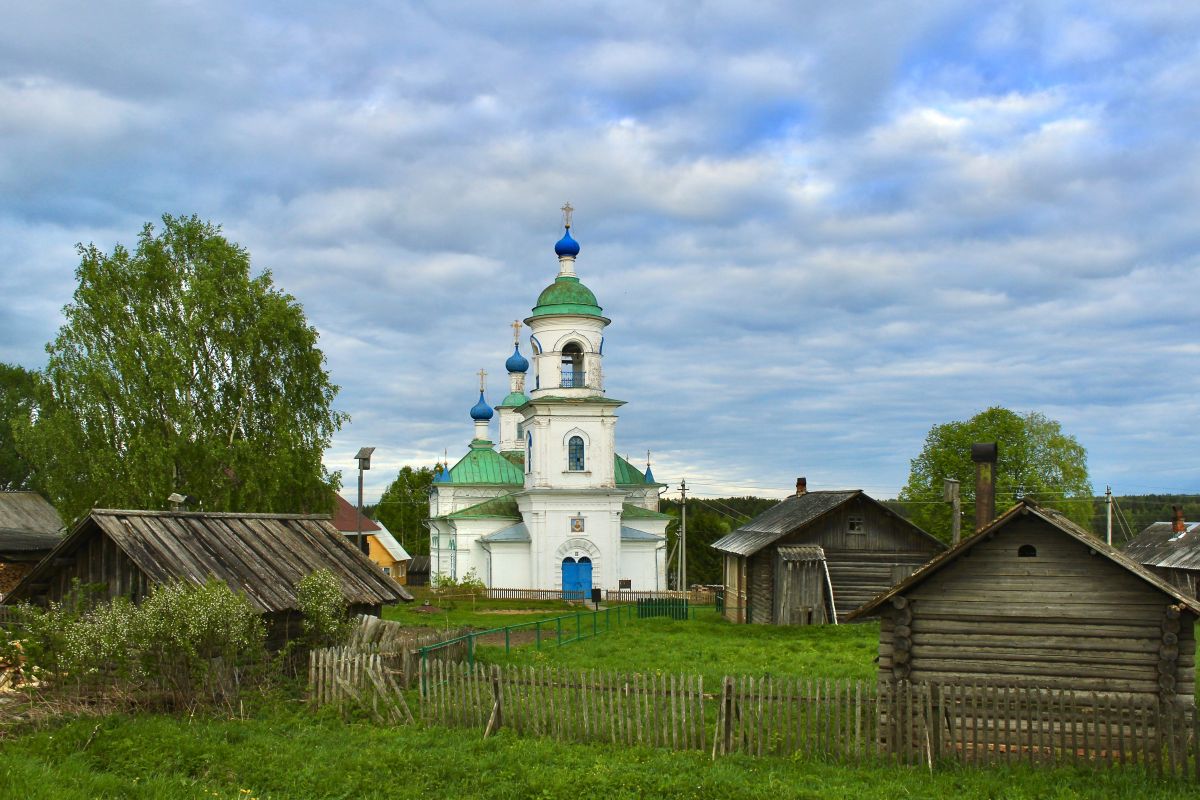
[296,569,353,648]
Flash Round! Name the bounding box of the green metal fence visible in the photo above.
[636,597,690,620]
[417,603,638,674]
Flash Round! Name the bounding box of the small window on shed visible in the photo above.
[848,516,865,534]
[1018,544,1037,558]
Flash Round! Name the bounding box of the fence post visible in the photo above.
[930,682,942,761]
[722,676,734,755]
[557,616,562,646]
[536,620,542,649]
[484,664,504,738]
[468,634,475,668]
[505,626,511,654]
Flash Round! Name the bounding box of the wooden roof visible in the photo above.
[1123,520,1200,571]
[5,509,411,612]
[849,499,1200,620]
[711,490,944,557]
[0,492,64,534]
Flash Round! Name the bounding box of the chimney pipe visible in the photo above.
[795,477,807,496]
[971,442,998,530]
[1173,506,1186,534]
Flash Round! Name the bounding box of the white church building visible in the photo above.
[427,209,669,594]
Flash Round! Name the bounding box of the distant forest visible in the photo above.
[665,494,1200,588]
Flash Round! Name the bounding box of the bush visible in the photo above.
[296,569,353,649]
[1,578,267,706]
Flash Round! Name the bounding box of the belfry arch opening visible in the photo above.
[561,342,584,387]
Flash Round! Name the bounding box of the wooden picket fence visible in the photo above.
[421,660,708,749]
[310,658,1200,777]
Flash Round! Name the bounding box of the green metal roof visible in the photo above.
[496,391,528,408]
[445,494,521,520]
[622,503,672,521]
[614,454,650,486]
[445,441,525,485]
[528,276,607,319]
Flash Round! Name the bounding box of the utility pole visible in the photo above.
[355,447,375,555]
[1105,485,1113,546]
[943,478,961,546]
[679,479,688,594]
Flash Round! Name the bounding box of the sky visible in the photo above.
[2,2,1199,506]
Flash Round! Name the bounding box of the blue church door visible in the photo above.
[562,556,593,599]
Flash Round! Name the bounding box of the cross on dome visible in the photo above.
[561,201,574,229]
[511,319,523,344]
[477,368,487,392]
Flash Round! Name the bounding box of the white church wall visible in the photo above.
[488,542,531,588]
[618,542,666,591]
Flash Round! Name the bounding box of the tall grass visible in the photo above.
[0,707,1187,799]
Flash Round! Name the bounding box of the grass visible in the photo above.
[1,706,1188,799]
[381,595,581,632]
[479,610,882,684]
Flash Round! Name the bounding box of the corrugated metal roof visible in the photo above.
[481,522,531,543]
[0,492,64,534]
[620,526,665,542]
[614,455,650,486]
[1123,522,1200,570]
[407,555,430,574]
[5,509,411,612]
[711,491,858,556]
[850,499,1200,620]
[777,545,826,562]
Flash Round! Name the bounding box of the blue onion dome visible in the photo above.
[554,227,580,257]
[469,391,494,421]
[505,343,529,373]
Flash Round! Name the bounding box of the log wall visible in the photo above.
[878,515,1196,705]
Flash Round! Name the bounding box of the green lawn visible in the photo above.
[1,708,1185,800]
[381,595,581,631]
[478,610,882,684]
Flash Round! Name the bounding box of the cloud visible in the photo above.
[2,1,1199,507]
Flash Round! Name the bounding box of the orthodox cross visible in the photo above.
[646,450,652,469]
[561,201,574,229]
[477,368,487,392]
[511,319,523,344]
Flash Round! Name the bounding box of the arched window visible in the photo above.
[568,435,585,471]
[1018,545,1037,558]
[526,431,533,474]
[561,342,584,387]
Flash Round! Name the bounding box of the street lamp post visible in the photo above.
[355,447,375,555]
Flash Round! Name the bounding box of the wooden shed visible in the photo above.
[712,486,945,624]
[850,498,1200,706]
[3,509,412,645]
[1122,507,1200,597]
[0,492,64,598]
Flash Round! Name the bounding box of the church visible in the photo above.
[427,208,670,594]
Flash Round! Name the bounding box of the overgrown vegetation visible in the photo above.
[2,579,267,708]
[295,569,354,649]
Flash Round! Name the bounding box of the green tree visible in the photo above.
[898,406,1093,541]
[0,363,40,490]
[13,214,346,523]
[374,465,437,556]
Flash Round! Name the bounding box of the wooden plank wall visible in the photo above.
[770,499,942,622]
[748,551,774,624]
[44,528,147,604]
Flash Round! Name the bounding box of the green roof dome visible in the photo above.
[530,276,605,319]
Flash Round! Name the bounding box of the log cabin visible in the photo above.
[711,479,945,624]
[850,498,1200,707]
[3,509,412,646]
